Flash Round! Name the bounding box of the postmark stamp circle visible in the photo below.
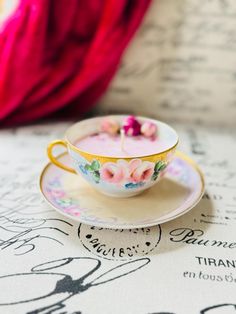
[78,224,162,260]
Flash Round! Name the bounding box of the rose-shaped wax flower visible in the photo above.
[101,118,120,135]
[122,115,141,136]
[141,121,157,138]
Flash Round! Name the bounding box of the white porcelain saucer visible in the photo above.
[39,151,204,229]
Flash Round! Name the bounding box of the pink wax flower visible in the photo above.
[122,115,141,136]
[101,118,120,135]
[141,121,157,137]
[129,159,155,182]
[100,160,129,184]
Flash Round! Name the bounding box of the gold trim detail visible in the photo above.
[47,140,76,174]
[67,141,178,163]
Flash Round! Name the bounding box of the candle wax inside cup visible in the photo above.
[75,132,167,157]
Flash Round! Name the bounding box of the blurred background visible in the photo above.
[1,0,236,126]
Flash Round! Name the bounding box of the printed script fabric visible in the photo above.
[0,0,151,126]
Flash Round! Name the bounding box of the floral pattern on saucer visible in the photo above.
[46,177,82,217]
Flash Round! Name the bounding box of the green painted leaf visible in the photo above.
[85,164,92,171]
[159,163,167,171]
[91,160,100,171]
[151,172,158,181]
[154,161,162,172]
[93,171,100,183]
[154,161,166,172]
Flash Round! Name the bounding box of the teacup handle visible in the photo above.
[47,140,76,174]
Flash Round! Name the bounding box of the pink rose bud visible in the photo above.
[101,118,120,135]
[141,122,157,137]
[122,115,141,136]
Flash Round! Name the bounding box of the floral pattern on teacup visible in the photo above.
[76,158,167,189]
[100,160,129,184]
[79,160,101,183]
[128,159,154,183]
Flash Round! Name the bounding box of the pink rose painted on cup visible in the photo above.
[101,159,156,185]
[129,159,155,183]
[100,160,129,184]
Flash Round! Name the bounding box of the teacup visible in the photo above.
[47,115,178,197]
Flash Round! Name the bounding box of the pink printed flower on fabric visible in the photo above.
[100,160,129,184]
[129,159,155,182]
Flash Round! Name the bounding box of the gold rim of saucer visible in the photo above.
[65,115,179,161]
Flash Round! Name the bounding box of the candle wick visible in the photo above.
[120,129,125,151]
